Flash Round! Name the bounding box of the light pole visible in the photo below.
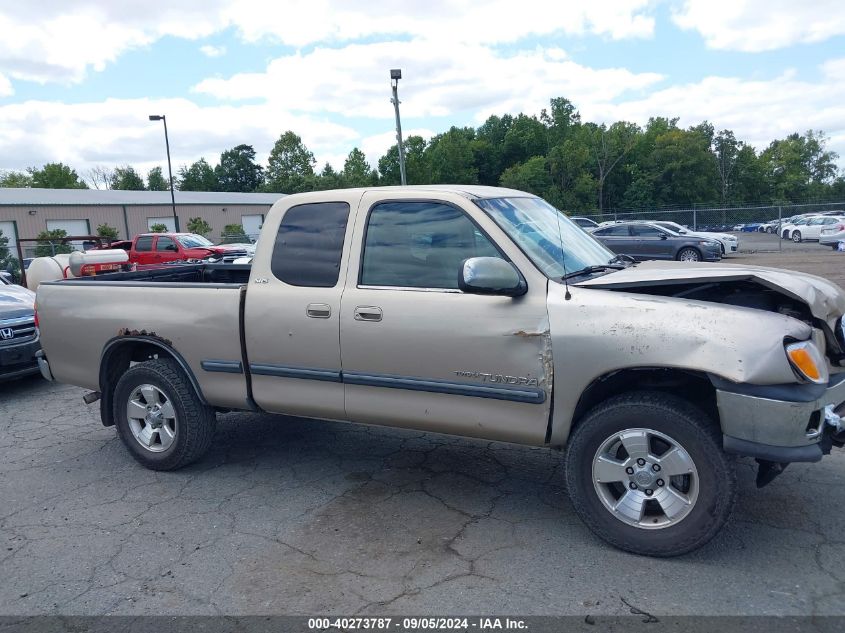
[148,114,179,232]
[390,69,407,186]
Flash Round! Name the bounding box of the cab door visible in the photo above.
[243,194,360,420]
[338,192,552,445]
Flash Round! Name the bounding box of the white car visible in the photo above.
[817,219,845,248]
[652,221,740,255]
[781,215,842,242]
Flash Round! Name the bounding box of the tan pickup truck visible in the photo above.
[35,185,845,556]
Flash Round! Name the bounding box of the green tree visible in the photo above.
[0,170,32,187]
[29,163,88,189]
[265,131,316,193]
[342,148,375,187]
[378,136,430,185]
[147,166,169,191]
[314,163,344,190]
[110,165,146,190]
[760,130,839,201]
[34,229,73,256]
[215,144,264,192]
[178,158,219,191]
[220,223,248,244]
[426,127,478,184]
[502,114,547,169]
[586,121,640,212]
[96,223,120,241]
[474,114,514,185]
[150,223,168,233]
[186,217,212,237]
[648,127,719,207]
[499,156,552,196]
[711,129,742,206]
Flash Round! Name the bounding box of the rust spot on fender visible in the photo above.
[117,328,173,347]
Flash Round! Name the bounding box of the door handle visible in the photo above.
[354,306,383,322]
[306,303,332,319]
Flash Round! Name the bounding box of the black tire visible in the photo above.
[113,358,216,471]
[792,231,802,243]
[564,391,736,557]
[676,247,701,262]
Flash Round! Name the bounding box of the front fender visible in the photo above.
[547,283,812,445]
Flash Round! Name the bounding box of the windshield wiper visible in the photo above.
[561,263,626,281]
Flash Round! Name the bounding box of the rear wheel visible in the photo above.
[676,247,701,262]
[792,231,802,243]
[113,359,216,471]
[564,391,736,557]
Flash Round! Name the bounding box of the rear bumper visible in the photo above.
[715,374,845,463]
[35,350,53,381]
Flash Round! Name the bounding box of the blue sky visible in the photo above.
[0,0,843,181]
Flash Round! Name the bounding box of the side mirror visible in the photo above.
[659,233,668,240]
[459,257,526,297]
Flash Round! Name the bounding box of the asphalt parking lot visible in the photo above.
[3,249,845,617]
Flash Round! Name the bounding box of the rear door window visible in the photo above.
[270,202,350,287]
[135,236,154,252]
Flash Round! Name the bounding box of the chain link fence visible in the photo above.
[574,201,845,253]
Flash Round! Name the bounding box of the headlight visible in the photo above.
[785,340,828,384]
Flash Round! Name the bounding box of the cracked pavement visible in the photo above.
[2,375,845,616]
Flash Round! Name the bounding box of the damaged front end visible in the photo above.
[570,261,845,487]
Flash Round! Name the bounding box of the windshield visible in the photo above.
[475,197,616,278]
[176,234,213,248]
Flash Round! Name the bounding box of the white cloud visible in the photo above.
[586,65,845,159]
[193,41,664,120]
[0,0,655,85]
[0,97,359,176]
[673,0,845,52]
[199,44,226,58]
[0,73,12,97]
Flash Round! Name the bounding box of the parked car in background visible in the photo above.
[592,221,722,262]
[818,220,845,249]
[758,219,780,233]
[112,233,250,266]
[780,215,819,240]
[649,221,739,256]
[786,216,845,243]
[0,273,40,381]
[570,216,599,230]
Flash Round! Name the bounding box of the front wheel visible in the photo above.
[676,247,701,262]
[792,231,802,243]
[113,358,216,471]
[564,391,736,557]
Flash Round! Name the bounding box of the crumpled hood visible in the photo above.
[0,283,36,320]
[575,260,845,325]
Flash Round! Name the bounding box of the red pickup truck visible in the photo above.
[109,233,246,266]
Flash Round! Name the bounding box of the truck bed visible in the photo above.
[37,263,251,409]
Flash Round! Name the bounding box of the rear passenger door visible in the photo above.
[243,195,359,420]
[133,236,155,265]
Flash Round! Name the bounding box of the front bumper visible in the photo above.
[715,374,845,463]
[0,338,41,381]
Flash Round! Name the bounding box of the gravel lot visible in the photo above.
[3,248,845,617]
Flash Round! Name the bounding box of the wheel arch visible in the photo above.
[98,336,207,427]
[568,367,720,440]
[675,246,702,261]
